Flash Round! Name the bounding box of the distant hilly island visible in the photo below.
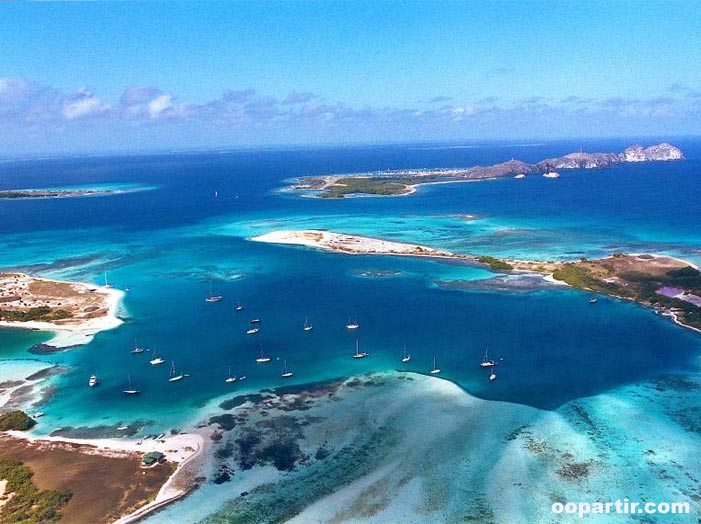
[291,143,684,198]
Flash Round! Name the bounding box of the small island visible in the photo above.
[288,143,684,198]
[0,185,154,201]
[0,272,123,349]
[252,230,701,331]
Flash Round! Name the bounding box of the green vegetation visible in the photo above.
[320,177,410,198]
[141,451,165,466]
[620,266,701,328]
[476,256,513,271]
[552,264,636,300]
[0,459,72,524]
[554,263,701,329]
[666,266,701,287]
[0,307,72,322]
[0,411,36,431]
[552,265,602,290]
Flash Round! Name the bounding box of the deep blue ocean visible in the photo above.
[1,138,700,431]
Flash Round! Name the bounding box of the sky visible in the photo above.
[1,1,701,155]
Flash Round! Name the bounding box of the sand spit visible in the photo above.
[251,229,459,259]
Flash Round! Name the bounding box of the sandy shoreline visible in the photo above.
[0,272,125,348]
[251,229,470,261]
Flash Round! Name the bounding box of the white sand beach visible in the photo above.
[251,229,461,259]
[0,272,124,347]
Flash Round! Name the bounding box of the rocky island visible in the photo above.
[252,230,701,331]
[288,143,683,198]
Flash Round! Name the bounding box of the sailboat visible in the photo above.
[303,317,313,331]
[149,348,165,365]
[281,360,294,378]
[235,299,244,312]
[88,373,98,387]
[103,272,113,289]
[225,366,237,383]
[489,364,497,381]
[131,339,145,354]
[480,346,495,367]
[123,374,140,395]
[430,356,441,374]
[246,326,260,335]
[589,297,598,304]
[401,345,411,363]
[205,281,223,302]
[352,339,369,359]
[168,361,184,382]
[346,317,360,330]
[250,318,261,324]
[256,344,271,363]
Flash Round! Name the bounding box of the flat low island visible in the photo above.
[0,272,124,348]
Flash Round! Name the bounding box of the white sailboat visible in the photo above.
[281,360,294,378]
[346,317,360,330]
[123,374,140,395]
[205,281,223,302]
[246,326,260,335]
[256,344,271,363]
[235,299,244,312]
[401,345,411,363]
[430,356,441,374]
[225,366,237,383]
[480,346,495,367]
[303,317,313,331]
[131,339,145,354]
[103,272,113,289]
[168,361,184,382]
[352,339,369,359]
[88,373,98,387]
[149,348,165,365]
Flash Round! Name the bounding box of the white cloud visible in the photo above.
[1,77,700,146]
[148,94,174,118]
[62,88,111,120]
[0,77,41,105]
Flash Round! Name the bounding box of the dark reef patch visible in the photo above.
[219,393,265,410]
[209,414,237,431]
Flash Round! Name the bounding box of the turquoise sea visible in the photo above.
[1,139,700,522]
